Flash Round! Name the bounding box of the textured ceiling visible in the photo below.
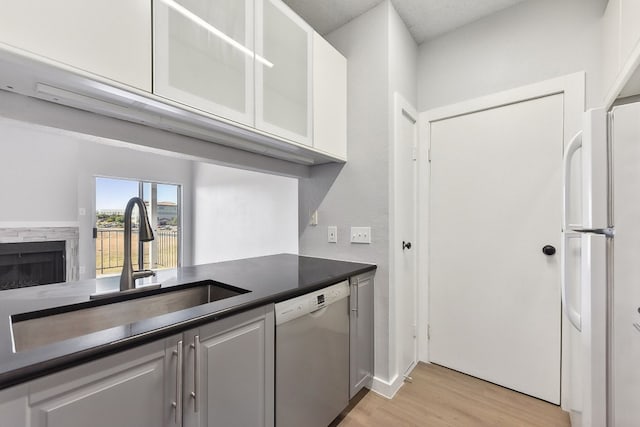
[282,0,527,44]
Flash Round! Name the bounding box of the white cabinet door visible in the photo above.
[602,0,622,98]
[154,0,255,126]
[28,340,170,427]
[313,33,347,159]
[0,0,151,91]
[183,305,275,427]
[256,0,313,146]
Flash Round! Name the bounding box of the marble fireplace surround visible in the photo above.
[0,226,79,283]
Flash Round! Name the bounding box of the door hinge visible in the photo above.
[427,324,431,340]
[428,148,431,162]
[413,324,417,339]
[412,146,418,161]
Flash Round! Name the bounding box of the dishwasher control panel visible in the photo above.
[275,281,349,325]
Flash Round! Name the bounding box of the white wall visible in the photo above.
[193,162,298,264]
[0,117,194,280]
[389,2,418,107]
[0,120,79,224]
[417,0,607,111]
[299,0,412,393]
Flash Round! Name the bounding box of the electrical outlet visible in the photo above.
[328,226,337,243]
[350,227,371,244]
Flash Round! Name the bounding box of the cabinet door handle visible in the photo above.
[173,340,183,424]
[190,335,200,412]
[351,283,359,316]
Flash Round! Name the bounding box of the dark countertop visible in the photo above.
[0,253,376,390]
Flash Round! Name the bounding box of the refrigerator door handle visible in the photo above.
[563,131,583,230]
[573,227,615,238]
[562,232,583,332]
[562,131,584,332]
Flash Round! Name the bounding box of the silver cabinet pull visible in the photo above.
[351,282,359,316]
[190,335,200,412]
[173,340,183,424]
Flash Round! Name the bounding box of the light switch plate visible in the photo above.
[350,227,371,244]
[328,226,337,243]
[310,210,318,226]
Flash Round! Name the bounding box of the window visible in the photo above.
[95,177,181,277]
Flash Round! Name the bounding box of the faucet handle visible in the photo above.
[132,269,156,280]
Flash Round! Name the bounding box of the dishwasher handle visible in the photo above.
[309,306,328,317]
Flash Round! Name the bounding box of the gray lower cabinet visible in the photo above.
[181,305,275,427]
[0,382,28,426]
[0,304,274,427]
[350,272,375,399]
[29,338,170,427]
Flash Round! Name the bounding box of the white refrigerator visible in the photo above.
[564,103,640,427]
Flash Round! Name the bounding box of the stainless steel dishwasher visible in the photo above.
[275,280,350,427]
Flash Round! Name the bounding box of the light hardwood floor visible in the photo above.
[336,363,570,427]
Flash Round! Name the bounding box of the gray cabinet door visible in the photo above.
[0,383,29,426]
[28,338,175,427]
[350,272,375,398]
[183,305,275,427]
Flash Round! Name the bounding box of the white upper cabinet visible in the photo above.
[0,0,151,92]
[313,33,347,160]
[602,0,640,102]
[0,0,347,164]
[256,0,313,146]
[602,0,621,97]
[153,0,255,126]
[619,0,640,70]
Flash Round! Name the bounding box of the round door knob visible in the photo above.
[542,245,556,256]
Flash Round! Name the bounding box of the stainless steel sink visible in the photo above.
[11,281,247,352]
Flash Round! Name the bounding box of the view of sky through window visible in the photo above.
[96,177,178,210]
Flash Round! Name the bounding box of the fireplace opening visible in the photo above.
[0,241,66,290]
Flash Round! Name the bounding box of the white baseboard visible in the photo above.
[370,374,405,399]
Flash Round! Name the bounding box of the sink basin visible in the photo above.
[11,281,248,352]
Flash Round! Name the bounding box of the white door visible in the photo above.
[394,93,418,377]
[429,94,563,404]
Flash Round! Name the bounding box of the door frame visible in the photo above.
[416,72,585,411]
[392,92,418,380]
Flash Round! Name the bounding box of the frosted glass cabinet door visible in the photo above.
[154,0,255,126]
[256,0,313,146]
